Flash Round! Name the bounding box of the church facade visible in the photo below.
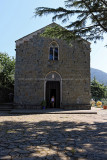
[14,23,91,109]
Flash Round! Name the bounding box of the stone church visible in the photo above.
[14,23,91,110]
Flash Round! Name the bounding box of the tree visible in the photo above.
[91,77,106,101]
[0,52,15,89]
[35,0,107,43]
[104,86,107,98]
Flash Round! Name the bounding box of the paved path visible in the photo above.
[0,107,107,160]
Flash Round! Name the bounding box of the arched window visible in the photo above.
[49,42,59,60]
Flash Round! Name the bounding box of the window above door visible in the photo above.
[49,41,59,60]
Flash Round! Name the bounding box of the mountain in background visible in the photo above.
[91,68,107,85]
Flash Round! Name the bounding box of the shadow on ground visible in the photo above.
[0,119,107,159]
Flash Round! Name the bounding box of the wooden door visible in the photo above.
[46,81,60,108]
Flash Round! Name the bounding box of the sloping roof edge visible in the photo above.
[15,22,60,46]
[15,22,90,46]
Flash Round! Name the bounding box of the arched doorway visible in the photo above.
[44,71,62,108]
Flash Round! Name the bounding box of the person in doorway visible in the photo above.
[51,96,55,108]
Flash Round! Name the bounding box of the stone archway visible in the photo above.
[44,71,62,108]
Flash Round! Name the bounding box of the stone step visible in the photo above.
[10,109,97,114]
[0,103,13,111]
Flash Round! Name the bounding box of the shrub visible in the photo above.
[96,101,102,106]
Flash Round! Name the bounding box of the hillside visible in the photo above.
[91,68,107,85]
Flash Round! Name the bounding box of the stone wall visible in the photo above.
[14,25,91,109]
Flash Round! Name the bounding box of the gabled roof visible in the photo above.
[15,22,60,46]
[16,22,90,46]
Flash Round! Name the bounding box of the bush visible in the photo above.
[96,101,102,106]
[90,99,95,107]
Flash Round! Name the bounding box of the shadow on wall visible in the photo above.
[0,120,107,159]
[0,87,14,103]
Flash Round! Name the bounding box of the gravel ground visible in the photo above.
[0,107,107,160]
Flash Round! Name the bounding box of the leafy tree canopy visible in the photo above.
[91,77,107,101]
[35,0,107,43]
[0,52,15,88]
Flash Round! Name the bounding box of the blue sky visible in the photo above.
[0,0,107,73]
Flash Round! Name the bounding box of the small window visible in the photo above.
[49,47,53,60]
[49,42,59,60]
[54,48,58,60]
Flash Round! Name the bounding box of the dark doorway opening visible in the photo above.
[46,81,60,108]
[50,89,56,108]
